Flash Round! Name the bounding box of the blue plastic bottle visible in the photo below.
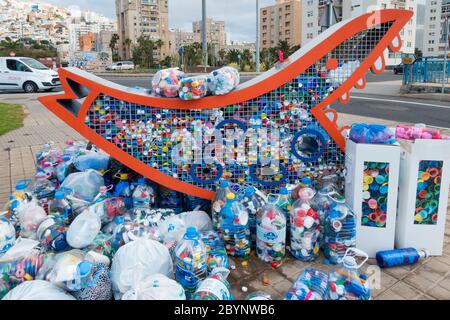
[113,173,133,209]
[56,155,73,183]
[376,248,429,268]
[175,227,208,299]
[219,193,251,259]
[211,180,231,231]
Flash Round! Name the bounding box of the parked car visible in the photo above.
[0,57,60,93]
[106,61,135,71]
[393,64,404,74]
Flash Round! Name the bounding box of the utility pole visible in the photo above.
[256,0,260,72]
[327,0,334,29]
[443,15,449,95]
[202,0,208,72]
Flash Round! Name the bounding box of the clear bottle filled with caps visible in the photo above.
[327,248,371,300]
[219,192,251,259]
[312,185,336,248]
[192,267,233,300]
[289,187,320,261]
[323,194,356,264]
[256,203,286,265]
[175,226,208,299]
[211,180,232,231]
[240,186,267,242]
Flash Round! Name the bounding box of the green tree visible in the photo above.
[183,42,203,67]
[226,49,241,64]
[0,37,22,50]
[414,47,423,58]
[132,36,155,69]
[109,33,120,61]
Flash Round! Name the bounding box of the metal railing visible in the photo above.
[404,57,450,85]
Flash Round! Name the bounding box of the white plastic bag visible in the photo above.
[0,238,40,262]
[157,215,186,243]
[17,200,47,239]
[66,209,101,248]
[60,169,104,203]
[179,210,213,232]
[121,274,185,300]
[2,280,75,300]
[110,238,174,299]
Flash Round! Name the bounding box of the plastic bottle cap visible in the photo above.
[54,191,65,200]
[15,181,27,191]
[78,261,93,278]
[279,187,288,195]
[245,187,255,197]
[63,155,72,161]
[301,177,312,185]
[185,226,198,239]
[226,193,235,200]
[219,180,229,188]
[115,216,125,225]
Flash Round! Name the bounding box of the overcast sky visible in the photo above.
[42,0,426,43]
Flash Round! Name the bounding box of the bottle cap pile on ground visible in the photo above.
[2,120,448,300]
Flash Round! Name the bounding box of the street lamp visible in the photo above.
[202,0,208,72]
[442,15,449,95]
[256,0,260,72]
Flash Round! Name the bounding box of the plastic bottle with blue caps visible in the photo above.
[256,203,286,264]
[175,226,208,299]
[240,186,267,242]
[132,178,156,209]
[48,190,73,226]
[32,171,56,209]
[192,267,233,300]
[211,180,232,232]
[284,268,329,300]
[376,247,429,268]
[112,173,133,209]
[6,180,32,225]
[289,188,320,261]
[219,192,251,259]
[291,177,313,201]
[66,260,96,291]
[327,248,371,300]
[312,186,336,248]
[323,194,356,264]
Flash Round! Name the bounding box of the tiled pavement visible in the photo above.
[0,93,449,300]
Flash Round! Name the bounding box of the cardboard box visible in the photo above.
[345,138,400,257]
[396,139,450,256]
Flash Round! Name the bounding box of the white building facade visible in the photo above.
[422,0,450,57]
[342,0,417,66]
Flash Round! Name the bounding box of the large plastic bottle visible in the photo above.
[323,194,356,264]
[289,188,320,261]
[376,248,429,268]
[56,155,72,183]
[113,173,133,209]
[32,172,56,209]
[48,191,73,226]
[211,180,231,231]
[240,186,267,241]
[6,180,32,224]
[256,203,286,265]
[219,193,251,259]
[175,226,208,299]
[327,248,371,300]
[284,268,329,300]
[192,267,233,300]
[132,178,155,209]
[312,186,336,248]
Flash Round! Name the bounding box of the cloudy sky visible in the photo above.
[43,0,425,43]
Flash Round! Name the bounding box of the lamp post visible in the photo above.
[202,0,208,72]
[442,15,449,95]
[256,0,260,72]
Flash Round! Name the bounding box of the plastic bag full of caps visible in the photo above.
[152,68,185,98]
[178,75,208,100]
[284,268,329,300]
[349,123,396,144]
[395,123,450,140]
[207,66,240,96]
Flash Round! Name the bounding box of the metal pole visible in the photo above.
[202,0,208,72]
[256,0,260,72]
[327,0,334,28]
[442,15,449,95]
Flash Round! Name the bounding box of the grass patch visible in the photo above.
[0,103,25,136]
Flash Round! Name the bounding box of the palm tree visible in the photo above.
[0,37,22,50]
[184,42,203,67]
[109,34,119,54]
[218,49,226,64]
[276,40,292,58]
[226,49,241,64]
[124,38,132,59]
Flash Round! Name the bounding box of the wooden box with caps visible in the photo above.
[395,139,450,256]
[344,138,401,257]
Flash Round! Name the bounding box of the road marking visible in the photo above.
[352,96,450,110]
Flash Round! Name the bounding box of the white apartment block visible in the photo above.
[342,0,417,66]
[422,0,450,57]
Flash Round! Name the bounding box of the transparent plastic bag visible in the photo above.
[73,152,110,172]
[152,68,185,98]
[179,210,213,232]
[2,280,75,300]
[121,273,185,300]
[60,169,104,203]
[207,66,240,95]
[349,123,395,145]
[110,238,173,299]
[17,200,47,239]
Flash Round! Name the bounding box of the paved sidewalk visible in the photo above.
[0,94,449,300]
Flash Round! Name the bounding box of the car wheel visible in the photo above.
[23,81,38,93]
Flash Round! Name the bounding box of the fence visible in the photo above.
[404,57,450,85]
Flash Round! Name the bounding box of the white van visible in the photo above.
[0,57,60,93]
[105,61,135,71]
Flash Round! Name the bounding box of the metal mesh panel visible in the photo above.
[86,23,392,193]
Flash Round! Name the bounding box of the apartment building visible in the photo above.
[192,18,227,50]
[115,0,170,61]
[169,28,200,54]
[422,0,450,57]
[342,0,417,66]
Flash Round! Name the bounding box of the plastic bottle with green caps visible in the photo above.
[219,192,251,259]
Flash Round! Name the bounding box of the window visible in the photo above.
[285,21,290,27]
[307,11,313,17]
[307,0,313,5]
[285,5,290,11]
[307,22,314,28]
[407,41,411,47]
[429,40,435,44]
[263,18,267,23]
[285,30,290,35]
[408,30,412,36]
[262,10,267,15]
[307,33,313,39]
[428,48,434,52]
[6,59,31,72]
